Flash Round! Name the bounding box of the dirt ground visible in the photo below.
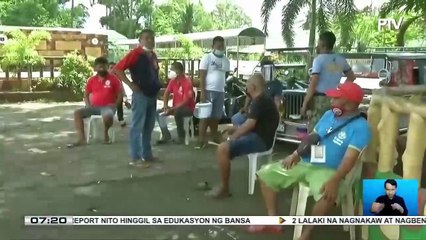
[0,102,353,240]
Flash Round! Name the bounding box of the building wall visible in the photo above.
[0,28,108,58]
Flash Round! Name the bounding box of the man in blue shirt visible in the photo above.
[301,31,356,132]
[249,82,371,237]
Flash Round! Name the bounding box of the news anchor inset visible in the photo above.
[371,179,408,216]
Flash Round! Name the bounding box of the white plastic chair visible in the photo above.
[86,115,116,144]
[248,129,279,195]
[289,148,365,240]
[183,117,195,145]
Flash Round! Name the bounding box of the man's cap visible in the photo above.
[325,82,364,104]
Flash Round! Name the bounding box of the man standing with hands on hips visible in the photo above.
[114,29,161,167]
[300,31,356,132]
[195,36,231,149]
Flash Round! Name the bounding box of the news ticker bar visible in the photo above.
[25,216,426,226]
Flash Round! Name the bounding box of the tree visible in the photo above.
[380,0,426,46]
[261,0,357,53]
[211,0,252,30]
[0,30,51,91]
[0,0,88,28]
[98,0,154,38]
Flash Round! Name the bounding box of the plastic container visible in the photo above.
[194,102,212,119]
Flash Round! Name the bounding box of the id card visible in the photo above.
[310,145,326,163]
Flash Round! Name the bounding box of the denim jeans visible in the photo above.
[130,92,157,161]
[231,112,247,126]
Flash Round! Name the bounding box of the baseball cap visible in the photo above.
[325,82,364,104]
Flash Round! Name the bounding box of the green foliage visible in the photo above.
[0,30,51,71]
[155,36,204,59]
[152,0,251,35]
[0,0,88,28]
[32,77,60,91]
[99,0,154,38]
[58,51,93,95]
[336,11,426,48]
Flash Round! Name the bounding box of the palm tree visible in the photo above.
[261,0,357,54]
[380,0,426,46]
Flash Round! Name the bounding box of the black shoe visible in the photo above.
[156,139,171,145]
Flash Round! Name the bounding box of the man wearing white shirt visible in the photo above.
[195,36,231,149]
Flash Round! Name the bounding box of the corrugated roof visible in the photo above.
[116,27,266,46]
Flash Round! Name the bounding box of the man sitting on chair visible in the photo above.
[248,82,371,238]
[205,74,279,199]
[156,62,195,144]
[67,57,123,147]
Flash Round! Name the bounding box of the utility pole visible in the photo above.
[71,0,75,28]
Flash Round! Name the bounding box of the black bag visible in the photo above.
[296,115,362,157]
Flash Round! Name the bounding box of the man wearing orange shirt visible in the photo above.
[156,62,195,144]
[68,57,123,147]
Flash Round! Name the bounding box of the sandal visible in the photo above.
[194,142,207,150]
[246,225,283,234]
[196,181,212,191]
[66,142,86,148]
[204,187,232,199]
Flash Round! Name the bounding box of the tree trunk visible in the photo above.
[307,0,317,69]
[28,65,33,92]
[395,16,420,47]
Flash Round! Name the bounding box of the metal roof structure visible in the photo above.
[115,27,266,49]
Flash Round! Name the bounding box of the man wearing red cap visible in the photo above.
[248,82,371,238]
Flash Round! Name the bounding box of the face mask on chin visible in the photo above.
[142,45,153,51]
[213,49,224,57]
[168,70,177,79]
[98,70,108,77]
[331,104,345,116]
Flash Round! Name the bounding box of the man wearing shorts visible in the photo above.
[300,31,356,132]
[205,74,279,198]
[68,57,123,147]
[196,36,230,149]
[250,82,370,238]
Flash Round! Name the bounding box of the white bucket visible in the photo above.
[194,102,212,119]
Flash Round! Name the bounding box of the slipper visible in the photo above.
[194,142,207,150]
[246,225,283,234]
[196,181,212,191]
[66,142,86,148]
[204,187,232,199]
[128,161,150,168]
[103,140,112,145]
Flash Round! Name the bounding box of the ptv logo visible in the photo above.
[378,18,404,31]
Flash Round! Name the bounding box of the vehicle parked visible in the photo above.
[276,52,426,143]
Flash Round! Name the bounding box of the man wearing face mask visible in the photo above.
[114,29,161,167]
[156,62,195,144]
[205,74,279,199]
[67,57,123,148]
[249,82,370,237]
[301,31,356,133]
[196,36,231,149]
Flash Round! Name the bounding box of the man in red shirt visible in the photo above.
[156,62,195,144]
[113,29,161,167]
[67,57,123,147]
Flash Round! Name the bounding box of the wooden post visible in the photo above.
[364,95,381,164]
[377,104,399,172]
[402,113,426,183]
